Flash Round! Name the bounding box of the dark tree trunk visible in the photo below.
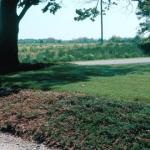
[0,0,19,66]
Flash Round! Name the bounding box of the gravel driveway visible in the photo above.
[0,132,51,150]
[71,57,150,66]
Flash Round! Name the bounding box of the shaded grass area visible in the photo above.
[0,63,51,75]
[19,43,146,63]
[1,63,150,102]
[0,90,150,149]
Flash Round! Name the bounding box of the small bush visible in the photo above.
[139,37,150,54]
[83,53,95,60]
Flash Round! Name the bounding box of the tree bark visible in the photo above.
[0,0,19,66]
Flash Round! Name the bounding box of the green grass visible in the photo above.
[1,63,150,102]
[56,74,150,102]
[18,42,146,63]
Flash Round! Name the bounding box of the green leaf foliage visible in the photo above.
[136,0,150,35]
[74,0,117,21]
[74,8,99,21]
[17,0,61,18]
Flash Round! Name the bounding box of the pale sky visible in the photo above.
[18,0,140,40]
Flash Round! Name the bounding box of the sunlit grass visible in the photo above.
[55,74,150,102]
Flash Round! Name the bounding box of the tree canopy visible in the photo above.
[17,0,61,22]
[17,0,118,21]
[136,0,150,36]
[74,0,150,36]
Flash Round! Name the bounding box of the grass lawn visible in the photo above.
[0,63,150,149]
[1,63,150,102]
[56,73,150,102]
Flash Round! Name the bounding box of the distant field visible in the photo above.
[18,42,146,63]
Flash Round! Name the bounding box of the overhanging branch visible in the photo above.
[18,4,31,22]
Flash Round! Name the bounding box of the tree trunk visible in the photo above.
[0,0,19,66]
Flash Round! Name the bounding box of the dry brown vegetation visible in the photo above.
[0,90,72,143]
[0,90,150,149]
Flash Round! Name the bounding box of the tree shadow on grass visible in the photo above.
[0,63,52,75]
[0,63,150,91]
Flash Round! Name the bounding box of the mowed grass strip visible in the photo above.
[1,63,150,102]
[56,73,150,102]
[0,90,150,149]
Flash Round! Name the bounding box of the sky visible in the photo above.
[18,0,140,40]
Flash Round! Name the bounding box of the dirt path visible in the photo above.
[0,132,51,150]
[71,57,150,66]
